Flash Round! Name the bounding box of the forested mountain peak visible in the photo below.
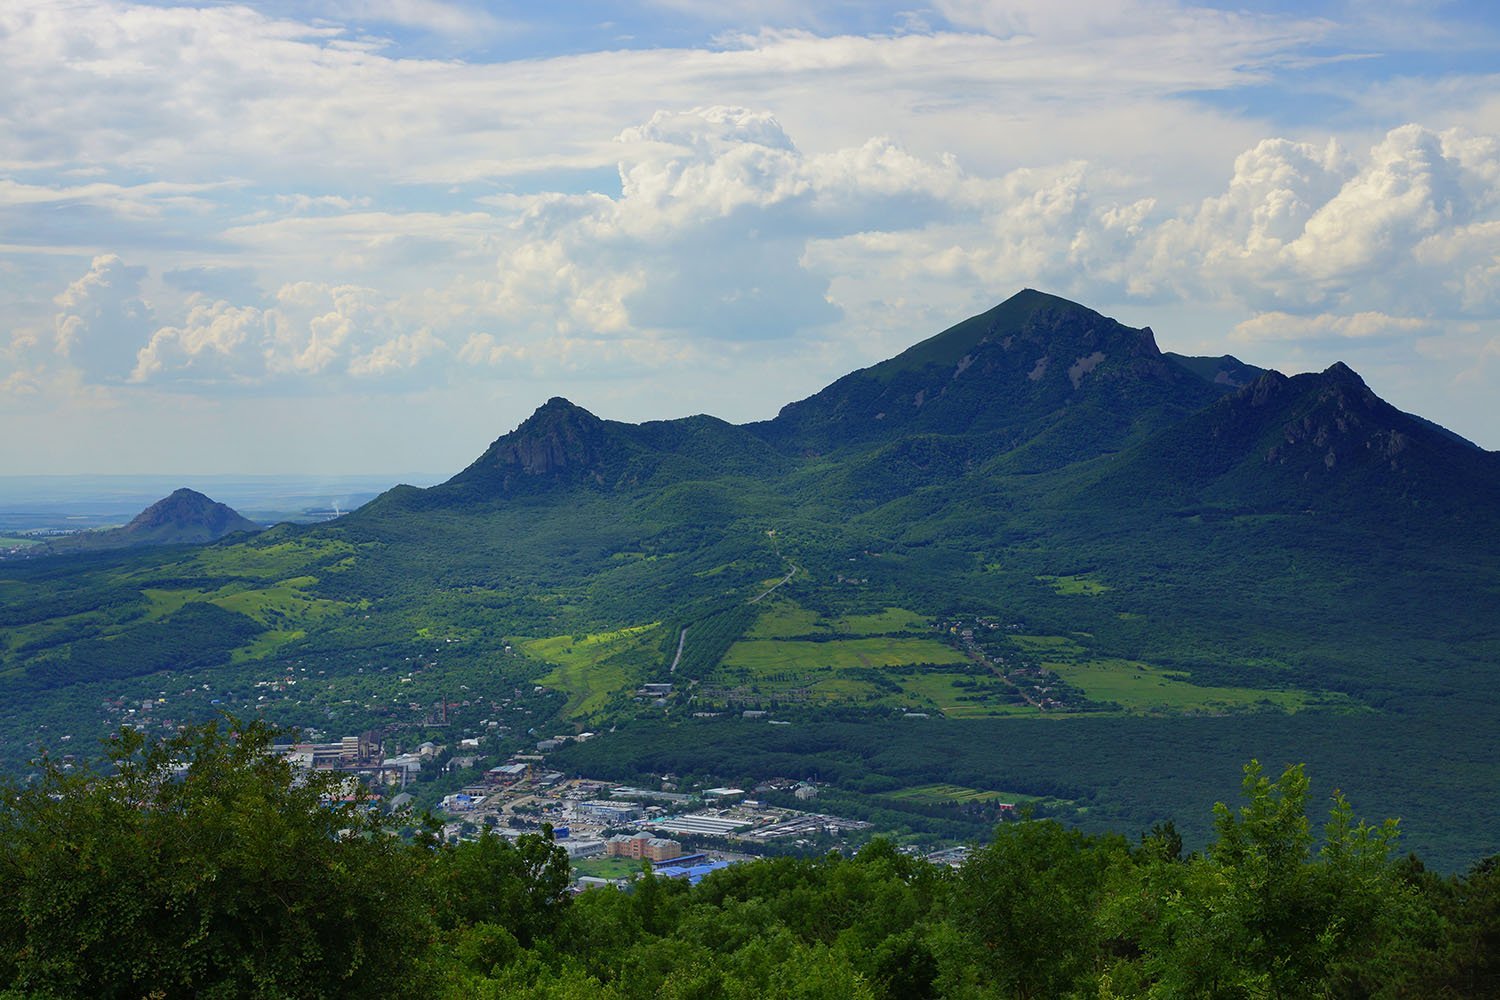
[752,289,1218,462]
[1233,360,1498,486]
[35,488,262,553]
[863,288,1165,382]
[123,488,259,540]
[1094,358,1500,518]
[447,396,629,493]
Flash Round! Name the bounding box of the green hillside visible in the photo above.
[1,289,1497,868]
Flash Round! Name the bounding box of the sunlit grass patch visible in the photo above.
[894,670,1036,718]
[1038,574,1111,595]
[1043,657,1311,714]
[721,637,965,674]
[745,600,821,639]
[192,538,358,579]
[524,624,662,719]
[887,783,1013,804]
[230,629,306,663]
[830,607,932,634]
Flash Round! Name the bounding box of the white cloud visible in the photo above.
[131,298,270,384]
[1134,125,1500,322]
[131,283,449,388]
[348,328,445,377]
[8,1,1500,466]
[1229,311,1434,345]
[52,254,153,382]
[0,178,228,217]
[0,0,1327,188]
[51,112,1500,414]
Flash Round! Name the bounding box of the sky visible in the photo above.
[3,0,1500,476]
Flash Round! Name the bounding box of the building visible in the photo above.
[563,840,606,859]
[605,832,683,862]
[441,792,477,812]
[703,787,745,801]
[487,763,528,784]
[655,859,736,885]
[576,800,643,824]
[649,813,751,837]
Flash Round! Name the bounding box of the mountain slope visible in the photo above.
[752,289,1222,472]
[1163,351,1266,392]
[40,488,261,553]
[1090,362,1500,523]
[1,289,1497,868]
[431,398,792,505]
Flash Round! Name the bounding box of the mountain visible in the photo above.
[1093,362,1500,522]
[440,398,790,501]
[121,488,263,542]
[1163,351,1265,391]
[40,488,262,553]
[1,289,1497,868]
[753,290,1223,473]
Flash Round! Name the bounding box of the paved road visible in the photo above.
[750,563,798,604]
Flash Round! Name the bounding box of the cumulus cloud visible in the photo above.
[52,255,153,382]
[131,298,269,384]
[348,328,445,378]
[1143,125,1500,325]
[15,75,1500,452]
[131,283,454,388]
[54,109,1500,407]
[1229,311,1434,345]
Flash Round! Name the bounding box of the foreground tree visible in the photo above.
[0,718,435,998]
[1117,761,1439,999]
[948,818,1130,998]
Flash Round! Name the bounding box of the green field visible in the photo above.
[1037,573,1111,595]
[894,670,1036,718]
[830,607,932,634]
[1008,634,1325,714]
[721,637,965,674]
[705,634,971,707]
[186,538,360,580]
[144,582,357,627]
[744,601,822,639]
[1010,634,1089,655]
[746,601,932,640]
[229,628,307,664]
[212,583,357,625]
[886,783,1018,804]
[572,856,645,880]
[1044,657,1314,713]
[526,624,662,718]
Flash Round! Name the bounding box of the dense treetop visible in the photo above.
[0,720,1496,998]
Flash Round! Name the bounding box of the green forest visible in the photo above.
[2,719,1496,999]
[1,291,1497,874]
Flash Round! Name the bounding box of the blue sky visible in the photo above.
[4,0,1500,474]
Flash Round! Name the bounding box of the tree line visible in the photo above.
[0,719,1495,998]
